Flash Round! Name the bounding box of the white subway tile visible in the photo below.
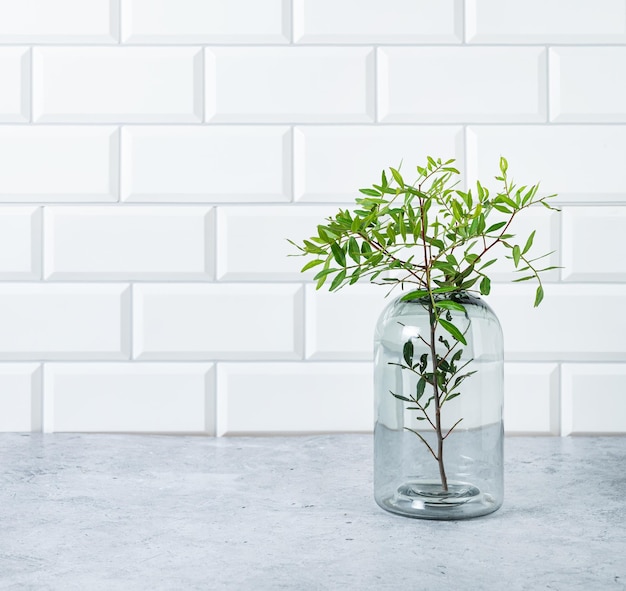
[378,47,547,123]
[486,284,626,361]
[0,284,130,360]
[0,126,118,203]
[122,126,291,203]
[206,47,375,123]
[293,0,461,43]
[306,284,389,360]
[134,284,303,360]
[33,47,202,123]
[43,363,214,434]
[0,364,42,432]
[466,0,626,44]
[0,0,118,43]
[294,126,464,202]
[0,47,29,122]
[562,206,626,282]
[562,364,626,435]
[550,48,626,122]
[216,205,337,281]
[122,0,289,43]
[0,207,41,279]
[44,206,214,280]
[467,126,626,203]
[216,362,372,435]
[504,363,559,434]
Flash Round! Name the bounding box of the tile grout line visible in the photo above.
[546,45,551,122]
[199,47,206,123]
[28,46,34,123]
[373,45,378,122]
[128,283,134,360]
[115,0,122,44]
[287,0,294,44]
[117,125,122,202]
[460,0,467,44]
[289,126,296,203]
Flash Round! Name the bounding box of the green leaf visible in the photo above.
[390,391,411,403]
[512,244,521,267]
[416,378,426,401]
[400,286,458,302]
[451,200,463,221]
[400,290,429,301]
[522,230,536,255]
[329,269,346,291]
[403,340,414,366]
[424,236,445,250]
[479,258,497,270]
[438,319,467,346]
[479,276,491,295]
[436,300,465,312]
[512,275,535,282]
[432,260,457,275]
[303,239,326,255]
[359,188,382,197]
[492,204,512,214]
[500,156,508,174]
[498,195,518,210]
[300,259,324,273]
[313,267,335,281]
[348,269,361,284]
[390,167,404,187]
[330,242,346,267]
[486,221,506,234]
[347,237,360,264]
[534,285,544,307]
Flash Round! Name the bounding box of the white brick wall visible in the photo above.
[0,2,624,435]
[378,47,547,123]
[205,47,375,122]
[0,0,118,44]
[0,127,119,202]
[121,126,291,202]
[43,363,214,433]
[216,362,372,435]
[121,0,290,44]
[44,206,214,280]
[33,47,203,123]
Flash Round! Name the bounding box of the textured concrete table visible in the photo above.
[0,434,624,590]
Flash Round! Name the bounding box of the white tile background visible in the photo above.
[0,0,624,435]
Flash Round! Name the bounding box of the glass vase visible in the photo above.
[373,291,504,520]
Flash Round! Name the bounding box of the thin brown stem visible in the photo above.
[444,418,463,440]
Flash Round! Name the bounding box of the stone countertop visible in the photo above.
[0,434,624,591]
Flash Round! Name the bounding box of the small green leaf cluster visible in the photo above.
[290,156,558,308]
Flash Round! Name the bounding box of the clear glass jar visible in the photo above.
[373,291,504,520]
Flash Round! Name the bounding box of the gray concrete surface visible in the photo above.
[0,433,624,590]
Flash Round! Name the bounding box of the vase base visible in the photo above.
[378,479,500,520]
